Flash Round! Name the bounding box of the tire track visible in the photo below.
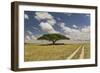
[67,46,81,60]
[79,46,84,59]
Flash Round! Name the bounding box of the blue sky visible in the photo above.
[24,11,90,42]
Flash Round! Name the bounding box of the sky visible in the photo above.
[24,11,90,43]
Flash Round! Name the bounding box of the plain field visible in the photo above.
[24,43,90,61]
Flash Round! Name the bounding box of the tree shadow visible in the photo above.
[38,43,66,46]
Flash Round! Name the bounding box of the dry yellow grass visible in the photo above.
[24,43,90,61]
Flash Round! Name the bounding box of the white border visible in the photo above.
[18,5,96,68]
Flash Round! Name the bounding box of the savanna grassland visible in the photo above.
[24,43,90,61]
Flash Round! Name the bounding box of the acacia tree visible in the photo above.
[37,33,70,45]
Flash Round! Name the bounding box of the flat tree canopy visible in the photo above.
[37,33,70,45]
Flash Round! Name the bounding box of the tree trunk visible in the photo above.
[52,40,56,45]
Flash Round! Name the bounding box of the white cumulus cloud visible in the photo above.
[27,30,33,35]
[47,19,56,26]
[35,12,56,26]
[39,22,58,33]
[31,35,36,40]
[35,12,53,20]
[81,26,90,33]
[72,24,78,28]
[24,35,31,43]
[25,35,31,40]
[25,35,37,43]
[25,31,37,43]
[35,12,58,33]
[85,14,90,17]
[59,22,90,41]
[24,14,29,19]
